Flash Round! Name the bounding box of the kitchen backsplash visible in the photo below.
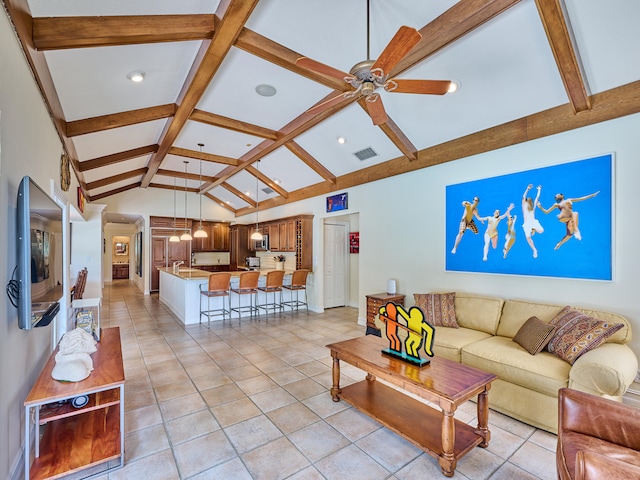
[257,252,296,270]
[192,251,230,265]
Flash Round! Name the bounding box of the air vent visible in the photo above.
[261,187,274,195]
[353,147,378,161]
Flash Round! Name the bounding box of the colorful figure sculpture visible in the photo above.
[377,302,435,366]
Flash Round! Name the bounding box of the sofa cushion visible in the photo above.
[548,306,624,365]
[453,292,504,335]
[512,316,557,355]
[433,327,492,363]
[497,299,631,344]
[414,292,458,328]
[461,336,570,397]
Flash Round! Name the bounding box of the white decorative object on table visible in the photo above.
[51,328,97,382]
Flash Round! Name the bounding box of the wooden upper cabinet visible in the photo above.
[192,221,211,252]
[268,223,281,251]
[211,222,230,251]
[168,238,188,263]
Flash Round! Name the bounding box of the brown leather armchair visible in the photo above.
[557,387,640,479]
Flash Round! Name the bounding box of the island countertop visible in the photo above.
[157,267,296,281]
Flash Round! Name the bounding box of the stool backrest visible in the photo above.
[290,269,309,287]
[208,272,231,292]
[265,270,285,288]
[239,271,260,289]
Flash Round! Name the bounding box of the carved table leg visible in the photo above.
[476,389,491,447]
[439,409,457,477]
[330,353,342,402]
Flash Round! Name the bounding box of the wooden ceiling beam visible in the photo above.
[77,145,158,172]
[221,182,256,207]
[66,104,176,137]
[85,168,147,191]
[390,0,522,78]
[149,183,199,194]
[245,165,289,199]
[32,15,215,50]
[190,109,279,140]
[168,146,238,166]
[140,0,259,188]
[235,28,350,92]
[88,182,141,202]
[534,0,590,113]
[205,193,237,213]
[285,141,337,184]
[156,168,217,184]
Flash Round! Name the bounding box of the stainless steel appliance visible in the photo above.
[245,257,260,270]
[252,234,269,251]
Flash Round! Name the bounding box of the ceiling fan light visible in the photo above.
[250,229,263,241]
[180,232,193,241]
[447,81,459,94]
[193,227,207,238]
[169,235,180,242]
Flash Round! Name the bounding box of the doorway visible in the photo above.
[323,221,349,308]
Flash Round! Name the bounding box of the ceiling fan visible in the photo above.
[296,0,454,126]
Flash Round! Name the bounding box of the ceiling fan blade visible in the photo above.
[296,57,353,82]
[371,26,422,76]
[386,79,451,95]
[364,95,388,126]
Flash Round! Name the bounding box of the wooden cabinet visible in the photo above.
[112,264,129,279]
[150,237,167,291]
[268,223,281,250]
[192,221,211,252]
[24,327,125,480]
[230,224,250,270]
[168,237,189,264]
[295,215,313,270]
[211,222,230,251]
[366,293,405,330]
[282,219,297,252]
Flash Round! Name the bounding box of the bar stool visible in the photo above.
[199,272,232,326]
[257,270,285,317]
[282,269,309,315]
[230,271,260,320]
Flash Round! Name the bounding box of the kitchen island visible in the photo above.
[158,267,295,324]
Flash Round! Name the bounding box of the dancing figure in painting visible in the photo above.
[451,196,482,254]
[521,184,544,258]
[479,203,514,261]
[538,191,599,250]
[503,214,517,258]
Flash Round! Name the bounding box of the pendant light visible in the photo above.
[180,160,193,241]
[193,143,207,238]
[250,160,263,241]
[169,176,180,242]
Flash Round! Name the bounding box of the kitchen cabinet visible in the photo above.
[112,264,129,279]
[268,223,281,250]
[211,222,230,251]
[230,224,250,270]
[24,327,124,480]
[295,215,313,270]
[192,221,211,252]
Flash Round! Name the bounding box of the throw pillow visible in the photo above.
[413,292,459,328]
[547,306,624,364]
[512,316,557,355]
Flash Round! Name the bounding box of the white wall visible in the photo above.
[0,8,80,478]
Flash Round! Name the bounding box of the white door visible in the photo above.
[324,222,348,308]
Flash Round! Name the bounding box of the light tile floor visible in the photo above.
[95,281,557,479]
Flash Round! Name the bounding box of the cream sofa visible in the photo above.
[428,293,637,434]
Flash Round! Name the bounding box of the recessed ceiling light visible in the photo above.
[273,178,281,185]
[127,71,145,83]
[255,84,277,97]
[337,136,347,144]
[448,81,459,94]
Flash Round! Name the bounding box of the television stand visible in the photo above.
[24,327,125,480]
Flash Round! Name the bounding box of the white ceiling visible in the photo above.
[14,0,640,218]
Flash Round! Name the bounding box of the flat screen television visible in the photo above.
[16,176,63,329]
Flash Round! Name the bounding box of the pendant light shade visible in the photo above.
[180,160,193,241]
[251,160,263,241]
[193,143,208,239]
[169,176,180,242]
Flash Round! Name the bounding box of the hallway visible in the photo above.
[93,280,556,479]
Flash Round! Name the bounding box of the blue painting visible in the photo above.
[446,154,612,280]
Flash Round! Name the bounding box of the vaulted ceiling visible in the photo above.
[5,0,640,218]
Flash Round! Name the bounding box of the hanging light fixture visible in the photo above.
[180,160,193,241]
[169,176,180,242]
[250,160,263,241]
[193,143,207,239]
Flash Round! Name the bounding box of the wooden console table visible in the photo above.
[327,336,496,477]
[24,327,125,480]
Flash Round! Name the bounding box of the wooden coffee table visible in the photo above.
[327,336,497,477]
